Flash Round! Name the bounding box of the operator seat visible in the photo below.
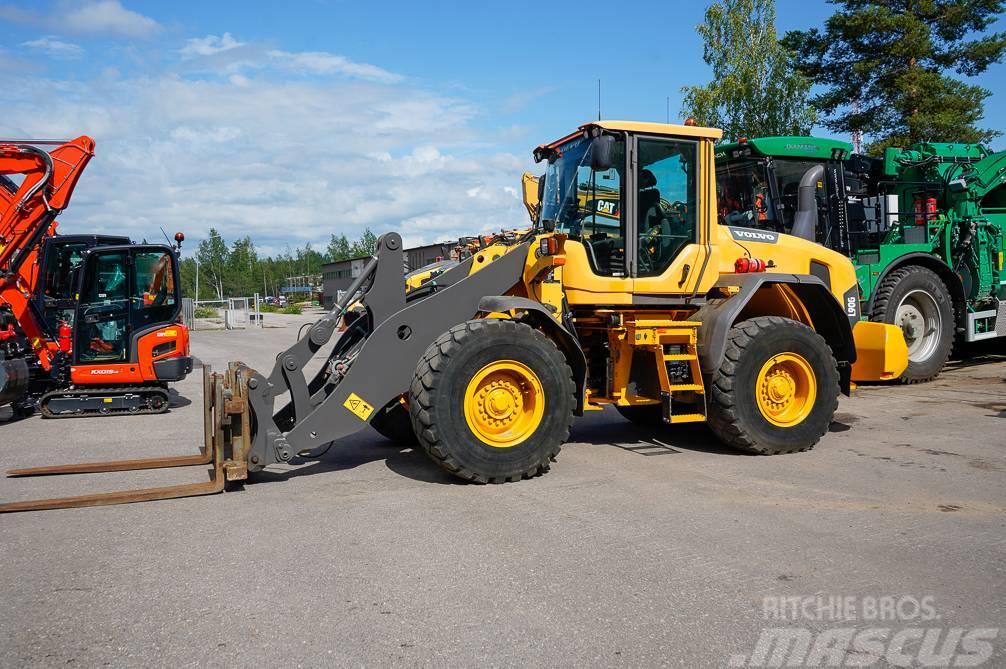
[637,169,673,272]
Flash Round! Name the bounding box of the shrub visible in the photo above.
[193,306,218,318]
[282,304,303,315]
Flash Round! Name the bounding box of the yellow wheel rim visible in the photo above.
[464,360,545,448]
[755,353,817,428]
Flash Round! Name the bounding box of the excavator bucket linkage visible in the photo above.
[0,365,252,513]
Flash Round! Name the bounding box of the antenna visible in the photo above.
[666,96,670,124]
[597,79,601,121]
[159,226,172,245]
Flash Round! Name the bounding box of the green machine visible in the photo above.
[715,136,1005,383]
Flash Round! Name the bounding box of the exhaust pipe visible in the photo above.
[790,164,824,242]
[0,357,29,406]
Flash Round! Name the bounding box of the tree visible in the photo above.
[196,228,229,300]
[351,228,378,257]
[783,0,1006,154]
[227,237,258,296]
[326,233,351,261]
[681,0,814,140]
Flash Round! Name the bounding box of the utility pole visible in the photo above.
[851,98,863,154]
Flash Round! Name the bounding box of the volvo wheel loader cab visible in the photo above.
[0,120,907,512]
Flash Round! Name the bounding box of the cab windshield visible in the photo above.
[539,134,624,238]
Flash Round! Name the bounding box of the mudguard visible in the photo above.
[690,273,857,395]
[477,295,588,414]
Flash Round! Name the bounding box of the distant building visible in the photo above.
[320,242,455,308]
[405,243,453,272]
[321,256,371,308]
[281,274,322,298]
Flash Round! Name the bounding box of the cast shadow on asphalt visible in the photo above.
[242,414,854,488]
[168,389,191,409]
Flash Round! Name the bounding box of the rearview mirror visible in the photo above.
[590,135,614,171]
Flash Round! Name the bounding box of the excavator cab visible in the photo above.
[70,243,184,370]
[34,235,130,334]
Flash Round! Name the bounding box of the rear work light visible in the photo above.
[734,257,766,273]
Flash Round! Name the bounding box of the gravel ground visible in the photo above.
[1,311,1003,667]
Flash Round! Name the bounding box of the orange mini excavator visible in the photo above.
[0,137,192,417]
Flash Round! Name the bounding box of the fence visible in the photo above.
[185,295,263,330]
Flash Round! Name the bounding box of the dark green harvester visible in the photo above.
[715,136,1006,383]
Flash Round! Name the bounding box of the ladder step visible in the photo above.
[669,413,706,424]
[662,354,696,361]
[667,384,703,391]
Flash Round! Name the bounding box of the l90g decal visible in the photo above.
[843,285,861,325]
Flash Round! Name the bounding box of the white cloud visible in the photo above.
[59,0,159,38]
[180,33,244,58]
[267,50,402,84]
[175,35,404,85]
[0,58,533,253]
[21,36,84,59]
[0,1,159,38]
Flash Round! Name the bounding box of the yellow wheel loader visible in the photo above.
[1,120,907,512]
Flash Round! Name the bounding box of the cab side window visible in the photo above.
[131,251,177,331]
[636,139,697,277]
[574,142,626,277]
[773,160,827,232]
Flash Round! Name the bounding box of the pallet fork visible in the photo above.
[0,365,251,512]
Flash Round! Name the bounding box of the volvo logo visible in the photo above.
[729,227,779,244]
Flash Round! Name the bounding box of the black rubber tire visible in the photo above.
[370,399,417,444]
[869,265,953,384]
[614,404,664,426]
[707,316,840,455]
[409,319,575,483]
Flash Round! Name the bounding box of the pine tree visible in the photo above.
[681,0,815,140]
[783,0,1006,153]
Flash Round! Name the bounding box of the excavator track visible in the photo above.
[0,365,252,512]
[39,385,170,418]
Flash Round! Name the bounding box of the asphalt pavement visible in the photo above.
[1,312,1003,667]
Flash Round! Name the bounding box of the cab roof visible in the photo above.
[716,136,854,162]
[535,120,723,156]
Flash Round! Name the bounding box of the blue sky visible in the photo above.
[2,0,1003,254]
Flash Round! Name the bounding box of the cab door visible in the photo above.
[73,248,130,363]
[629,134,711,297]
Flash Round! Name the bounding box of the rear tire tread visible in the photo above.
[708,316,839,455]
